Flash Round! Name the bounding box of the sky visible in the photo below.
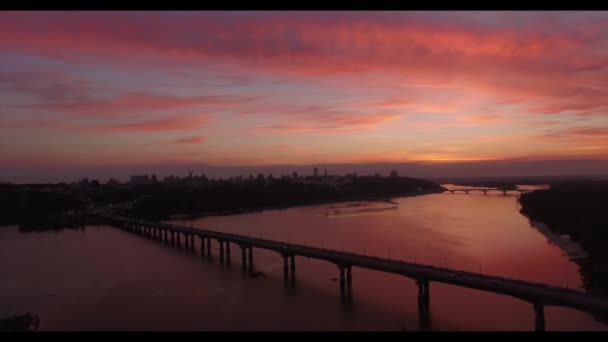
[1,11,608,183]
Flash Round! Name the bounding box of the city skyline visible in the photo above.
[1,11,608,183]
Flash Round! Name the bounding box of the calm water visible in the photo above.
[1,185,607,331]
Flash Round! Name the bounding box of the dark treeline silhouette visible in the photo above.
[519,180,608,294]
[0,175,445,230]
[0,313,39,331]
[0,184,86,230]
[129,176,445,220]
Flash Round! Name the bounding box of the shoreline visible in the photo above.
[528,220,588,261]
[167,189,438,222]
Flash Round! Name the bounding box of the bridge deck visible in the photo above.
[103,214,608,316]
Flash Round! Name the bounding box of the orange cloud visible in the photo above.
[249,112,404,134]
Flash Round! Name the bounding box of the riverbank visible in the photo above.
[129,177,445,221]
[518,181,608,295]
[167,189,435,222]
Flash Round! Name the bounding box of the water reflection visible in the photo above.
[0,184,606,330]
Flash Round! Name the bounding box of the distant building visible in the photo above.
[324,169,328,177]
[314,167,318,177]
[390,170,399,178]
[130,175,150,185]
[106,178,120,186]
[150,174,158,183]
[292,171,298,179]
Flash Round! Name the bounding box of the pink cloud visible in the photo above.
[2,114,210,134]
[173,135,207,144]
[249,112,404,134]
[2,12,607,119]
[66,115,210,133]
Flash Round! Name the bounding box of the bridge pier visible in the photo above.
[176,232,181,247]
[226,242,231,264]
[248,247,254,272]
[346,265,352,290]
[290,255,296,278]
[190,234,195,253]
[206,238,211,257]
[200,236,205,255]
[241,246,247,271]
[502,190,507,195]
[283,254,289,279]
[534,303,545,332]
[483,190,487,195]
[219,240,225,262]
[417,280,430,306]
[170,231,175,245]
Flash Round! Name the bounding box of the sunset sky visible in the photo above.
[1,11,608,182]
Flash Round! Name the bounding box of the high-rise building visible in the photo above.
[314,167,318,177]
[292,171,298,179]
[324,169,328,177]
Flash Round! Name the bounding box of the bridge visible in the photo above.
[444,188,532,195]
[96,213,608,331]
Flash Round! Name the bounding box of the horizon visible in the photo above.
[1,11,608,183]
[4,159,608,184]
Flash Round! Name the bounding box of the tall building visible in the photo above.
[324,169,328,177]
[292,171,298,179]
[314,167,318,177]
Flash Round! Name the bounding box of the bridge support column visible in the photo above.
[226,242,231,264]
[242,246,247,270]
[176,232,181,247]
[346,265,352,290]
[190,234,195,252]
[248,247,254,272]
[534,303,545,332]
[417,280,430,306]
[339,266,345,290]
[290,255,296,278]
[206,238,211,257]
[502,190,507,195]
[200,236,205,255]
[283,254,289,279]
[170,231,175,245]
[219,240,225,263]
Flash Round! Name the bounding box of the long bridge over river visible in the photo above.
[96,212,608,331]
[444,187,532,195]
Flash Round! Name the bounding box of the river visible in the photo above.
[1,184,606,330]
